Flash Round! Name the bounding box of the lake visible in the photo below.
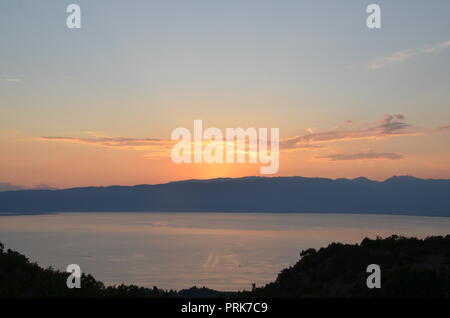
[0,212,450,291]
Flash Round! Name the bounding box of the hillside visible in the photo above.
[240,235,450,297]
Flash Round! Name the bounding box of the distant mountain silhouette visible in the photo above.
[0,182,25,192]
[0,176,450,216]
[0,182,55,192]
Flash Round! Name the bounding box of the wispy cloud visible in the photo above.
[40,114,449,159]
[318,151,404,162]
[0,78,22,83]
[369,40,450,70]
[40,136,174,150]
[434,124,450,133]
[40,136,268,159]
[280,114,415,151]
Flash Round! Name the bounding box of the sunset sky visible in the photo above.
[1,0,450,188]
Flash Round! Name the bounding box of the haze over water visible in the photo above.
[1,212,449,291]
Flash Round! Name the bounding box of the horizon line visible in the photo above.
[2,174,449,192]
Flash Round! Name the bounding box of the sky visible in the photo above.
[1,0,450,188]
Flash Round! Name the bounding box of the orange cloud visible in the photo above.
[317,151,404,162]
[40,114,449,158]
[280,114,415,151]
[40,136,175,150]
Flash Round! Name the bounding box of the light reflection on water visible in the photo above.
[0,212,449,291]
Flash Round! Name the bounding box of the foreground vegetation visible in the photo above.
[239,235,450,297]
[1,235,449,297]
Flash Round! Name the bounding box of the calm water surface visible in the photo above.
[1,212,450,291]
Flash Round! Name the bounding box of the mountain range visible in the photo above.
[0,176,449,216]
[0,182,54,192]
